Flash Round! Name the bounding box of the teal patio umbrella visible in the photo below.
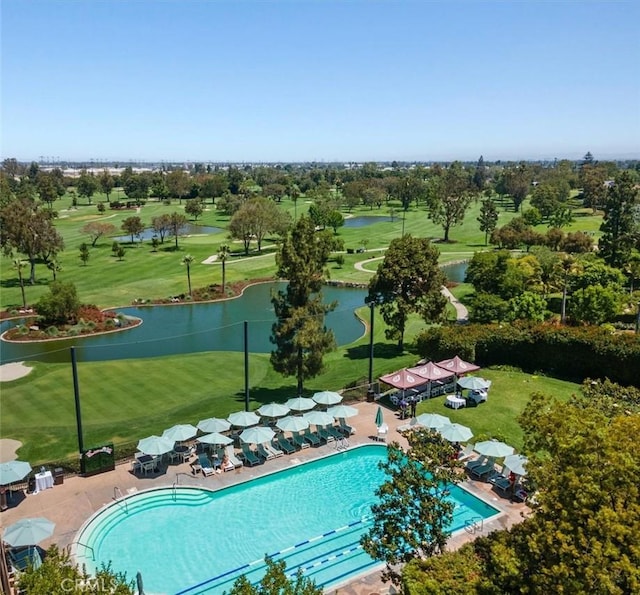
[285,397,316,412]
[504,454,528,476]
[415,413,451,430]
[327,404,358,419]
[3,517,55,547]
[312,391,343,406]
[276,416,309,433]
[0,460,32,486]
[137,435,174,456]
[303,410,335,426]
[375,406,384,428]
[457,376,491,391]
[257,402,290,418]
[162,424,197,443]
[475,440,514,458]
[197,417,230,434]
[227,411,260,427]
[198,432,233,446]
[439,423,473,443]
[240,426,275,444]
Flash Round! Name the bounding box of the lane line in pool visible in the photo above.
[175,516,371,595]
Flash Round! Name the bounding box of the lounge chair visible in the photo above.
[291,432,309,450]
[338,418,354,435]
[317,426,335,444]
[9,546,42,572]
[470,459,496,480]
[264,442,284,458]
[224,445,243,468]
[326,425,344,441]
[490,475,511,495]
[275,434,296,454]
[376,423,389,442]
[197,453,216,477]
[240,443,261,466]
[257,443,275,460]
[302,427,321,446]
[465,456,487,472]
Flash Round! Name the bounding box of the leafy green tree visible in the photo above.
[472,154,487,190]
[184,197,205,221]
[17,544,134,594]
[151,236,159,252]
[598,171,638,269]
[270,216,336,395]
[468,292,509,323]
[326,210,344,233]
[121,216,144,244]
[502,162,531,212]
[37,280,80,325]
[368,235,447,350]
[559,230,593,254]
[116,246,126,261]
[166,169,191,203]
[361,430,461,586]
[151,213,172,243]
[76,170,98,204]
[218,244,231,292]
[580,163,607,213]
[79,242,90,266]
[228,556,322,595]
[46,258,62,281]
[122,173,149,202]
[36,172,60,208]
[477,198,499,245]
[181,254,194,296]
[13,258,28,309]
[82,221,117,247]
[569,284,620,325]
[426,162,474,242]
[465,250,511,296]
[99,169,114,202]
[507,290,548,322]
[168,212,188,249]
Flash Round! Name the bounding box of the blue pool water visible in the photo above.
[75,446,498,594]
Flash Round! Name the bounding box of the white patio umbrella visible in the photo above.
[240,426,275,444]
[227,411,261,427]
[197,417,231,434]
[415,413,451,429]
[162,424,197,443]
[303,410,335,426]
[503,454,528,476]
[439,423,473,443]
[457,376,491,391]
[326,404,358,419]
[137,435,175,456]
[198,432,233,446]
[276,416,309,433]
[0,460,32,486]
[312,391,343,406]
[256,402,290,418]
[3,517,55,547]
[285,397,316,412]
[475,440,514,458]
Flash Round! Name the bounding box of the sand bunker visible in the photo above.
[0,439,23,463]
[0,361,33,382]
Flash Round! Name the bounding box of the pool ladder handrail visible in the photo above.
[113,486,128,513]
[172,472,196,500]
[73,541,96,561]
[464,516,484,534]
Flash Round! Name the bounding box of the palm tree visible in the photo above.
[181,254,194,297]
[46,259,62,281]
[556,254,578,325]
[13,258,28,310]
[218,245,231,293]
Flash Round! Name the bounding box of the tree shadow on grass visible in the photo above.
[343,341,412,361]
[231,384,305,407]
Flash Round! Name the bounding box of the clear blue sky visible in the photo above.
[2,0,639,163]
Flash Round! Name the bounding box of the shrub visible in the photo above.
[46,326,59,337]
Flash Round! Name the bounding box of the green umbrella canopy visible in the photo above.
[415,413,451,429]
[312,391,343,406]
[0,460,32,486]
[276,416,310,433]
[227,411,261,427]
[375,406,384,428]
[197,417,231,434]
[439,423,473,443]
[240,426,275,444]
[256,402,291,418]
[3,517,55,547]
[137,435,175,456]
[327,404,359,419]
[162,424,197,443]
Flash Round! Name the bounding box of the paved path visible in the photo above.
[442,286,469,323]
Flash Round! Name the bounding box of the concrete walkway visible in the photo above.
[441,286,469,323]
[1,399,525,594]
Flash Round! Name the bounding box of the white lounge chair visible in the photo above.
[376,423,389,442]
[264,442,284,458]
[224,445,243,468]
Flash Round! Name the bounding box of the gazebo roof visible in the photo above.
[379,369,428,390]
[407,361,455,381]
[435,355,480,375]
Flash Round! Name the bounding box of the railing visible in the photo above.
[464,516,484,534]
[73,541,96,561]
[112,486,128,513]
[334,436,350,451]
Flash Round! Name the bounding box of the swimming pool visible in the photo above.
[74,445,499,594]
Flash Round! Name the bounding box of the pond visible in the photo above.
[113,223,223,243]
[0,283,367,364]
[343,216,394,228]
[441,261,468,283]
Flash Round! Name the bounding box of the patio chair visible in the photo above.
[224,445,243,468]
[240,443,261,466]
[470,459,496,480]
[275,434,296,454]
[327,425,344,441]
[465,456,487,472]
[257,443,275,461]
[264,442,284,458]
[490,475,511,495]
[338,418,355,435]
[291,432,310,450]
[197,453,216,477]
[376,423,389,442]
[457,443,475,461]
[317,426,335,444]
[302,427,321,446]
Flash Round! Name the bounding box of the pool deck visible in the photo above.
[1,400,529,594]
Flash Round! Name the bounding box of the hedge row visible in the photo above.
[415,324,640,388]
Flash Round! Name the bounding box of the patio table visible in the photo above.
[446,395,466,410]
[34,471,54,493]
